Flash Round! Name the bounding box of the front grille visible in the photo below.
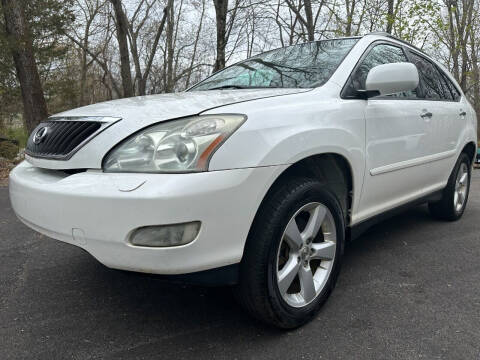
[26,120,103,160]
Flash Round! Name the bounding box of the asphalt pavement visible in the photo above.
[1,171,480,359]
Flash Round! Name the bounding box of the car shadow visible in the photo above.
[72,205,433,324]
[6,202,461,359]
[81,205,434,322]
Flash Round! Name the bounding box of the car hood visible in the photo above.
[26,88,309,170]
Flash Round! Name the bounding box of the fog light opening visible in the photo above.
[130,221,201,247]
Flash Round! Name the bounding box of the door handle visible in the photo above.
[420,111,432,119]
[459,110,467,117]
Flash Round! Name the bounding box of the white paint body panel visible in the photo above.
[10,161,287,274]
[25,89,308,170]
[9,34,477,274]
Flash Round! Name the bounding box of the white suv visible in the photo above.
[9,33,477,328]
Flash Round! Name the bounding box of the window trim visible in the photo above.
[340,40,420,100]
[341,39,462,102]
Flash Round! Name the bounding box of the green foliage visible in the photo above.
[0,0,75,127]
[399,0,441,46]
[0,0,76,66]
[0,141,19,160]
[25,0,76,69]
[3,127,29,148]
[0,4,21,123]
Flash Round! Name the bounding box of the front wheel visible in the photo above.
[235,178,345,329]
[428,153,471,221]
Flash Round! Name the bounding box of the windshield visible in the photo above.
[190,38,359,91]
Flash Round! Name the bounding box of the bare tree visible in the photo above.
[270,0,300,45]
[110,0,134,97]
[185,0,206,88]
[164,0,176,91]
[125,0,171,95]
[1,0,48,132]
[385,0,393,33]
[213,0,229,71]
[2,0,480,130]
[284,0,318,41]
[344,0,357,36]
[70,0,107,105]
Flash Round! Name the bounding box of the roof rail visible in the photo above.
[366,31,390,36]
[365,32,425,54]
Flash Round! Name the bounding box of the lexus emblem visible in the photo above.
[33,126,49,144]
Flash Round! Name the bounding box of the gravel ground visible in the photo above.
[1,170,480,359]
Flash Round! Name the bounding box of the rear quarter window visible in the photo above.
[441,71,462,101]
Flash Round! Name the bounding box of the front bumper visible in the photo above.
[9,161,286,274]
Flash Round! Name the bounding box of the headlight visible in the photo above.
[103,114,246,173]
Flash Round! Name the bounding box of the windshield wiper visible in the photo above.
[207,85,251,90]
[206,85,276,90]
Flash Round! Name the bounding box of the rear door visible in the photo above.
[405,50,464,184]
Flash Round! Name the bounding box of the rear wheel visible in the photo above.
[428,153,471,221]
[235,178,345,329]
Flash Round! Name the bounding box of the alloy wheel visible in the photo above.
[454,162,469,213]
[276,202,337,308]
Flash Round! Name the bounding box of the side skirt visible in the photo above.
[348,189,444,241]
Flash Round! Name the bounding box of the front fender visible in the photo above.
[207,89,367,216]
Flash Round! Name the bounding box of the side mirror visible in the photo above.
[365,62,419,97]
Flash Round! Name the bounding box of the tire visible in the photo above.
[234,177,345,329]
[428,152,471,221]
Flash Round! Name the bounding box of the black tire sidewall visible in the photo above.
[264,181,345,326]
[455,154,471,216]
[428,153,472,221]
[447,153,471,219]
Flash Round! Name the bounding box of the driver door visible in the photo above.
[349,43,433,222]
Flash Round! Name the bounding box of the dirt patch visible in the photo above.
[0,158,14,186]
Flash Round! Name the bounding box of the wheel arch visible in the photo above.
[461,141,476,165]
[253,153,354,231]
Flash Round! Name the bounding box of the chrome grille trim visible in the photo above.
[25,116,121,160]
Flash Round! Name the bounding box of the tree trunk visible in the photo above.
[345,0,357,36]
[110,0,134,98]
[213,0,228,72]
[138,2,169,95]
[79,47,88,105]
[386,0,394,34]
[185,0,205,88]
[303,0,315,41]
[1,0,48,133]
[79,19,92,106]
[165,0,175,92]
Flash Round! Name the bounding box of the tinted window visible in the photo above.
[407,51,453,101]
[190,38,359,90]
[345,43,416,98]
[441,71,461,101]
[437,73,454,100]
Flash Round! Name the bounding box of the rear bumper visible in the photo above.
[9,161,286,274]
